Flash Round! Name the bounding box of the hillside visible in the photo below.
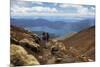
[62,26,95,60]
[10,25,95,66]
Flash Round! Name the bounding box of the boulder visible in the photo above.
[30,34,41,44]
[19,38,40,52]
[10,44,40,66]
[10,37,19,45]
[61,55,76,63]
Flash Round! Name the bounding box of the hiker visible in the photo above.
[41,32,50,48]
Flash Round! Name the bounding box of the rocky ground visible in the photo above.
[10,25,95,66]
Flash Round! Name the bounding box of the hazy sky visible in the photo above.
[11,0,95,19]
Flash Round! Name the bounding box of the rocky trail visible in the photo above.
[10,25,95,66]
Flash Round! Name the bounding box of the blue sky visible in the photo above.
[11,0,95,20]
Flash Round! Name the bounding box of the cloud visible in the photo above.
[31,1,44,5]
[59,3,95,16]
[31,6,58,12]
[11,5,58,17]
[11,0,95,18]
[11,0,58,16]
[59,3,70,8]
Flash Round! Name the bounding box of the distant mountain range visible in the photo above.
[11,18,95,37]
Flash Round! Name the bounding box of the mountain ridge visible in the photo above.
[11,18,95,36]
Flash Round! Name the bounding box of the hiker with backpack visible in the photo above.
[41,32,50,48]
